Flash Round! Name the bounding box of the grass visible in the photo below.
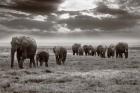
[0,47,139,93]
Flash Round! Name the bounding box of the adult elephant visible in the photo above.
[115,42,128,58]
[88,45,96,56]
[107,44,115,58]
[11,36,37,69]
[96,45,106,58]
[83,45,90,56]
[72,43,81,55]
[78,47,84,56]
[53,46,67,65]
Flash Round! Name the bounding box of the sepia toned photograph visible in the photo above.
[0,0,140,93]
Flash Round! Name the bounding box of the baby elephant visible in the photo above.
[36,51,49,67]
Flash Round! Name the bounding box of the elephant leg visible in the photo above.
[62,58,64,65]
[16,52,24,69]
[76,51,78,56]
[40,61,43,66]
[36,60,39,67]
[73,52,75,55]
[56,56,61,65]
[93,52,95,56]
[16,52,20,65]
[58,59,61,65]
[97,52,99,56]
[108,53,110,58]
[88,52,90,56]
[18,58,24,69]
[125,52,128,58]
[104,54,106,58]
[62,55,66,65]
[45,61,48,67]
[112,52,114,57]
[44,58,48,67]
[85,52,87,56]
[29,60,32,68]
[59,57,63,65]
[36,57,39,67]
[108,54,110,58]
[119,53,123,58]
[33,58,36,67]
[56,56,58,64]
[30,57,36,68]
[116,52,118,58]
[94,52,96,56]
[62,59,65,65]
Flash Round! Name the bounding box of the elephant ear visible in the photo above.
[20,36,31,48]
[11,37,20,45]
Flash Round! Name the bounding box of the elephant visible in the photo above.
[78,47,84,56]
[115,42,128,58]
[88,45,96,56]
[53,46,67,65]
[96,45,107,58]
[83,45,90,56]
[11,36,37,69]
[107,44,115,58]
[72,43,81,55]
[36,51,49,67]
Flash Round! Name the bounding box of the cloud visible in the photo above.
[95,2,128,15]
[58,13,139,31]
[0,0,140,40]
[0,0,63,13]
[59,0,97,11]
[0,17,55,31]
[57,0,140,31]
[32,15,48,22]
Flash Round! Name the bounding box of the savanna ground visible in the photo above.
[0,46,140,93]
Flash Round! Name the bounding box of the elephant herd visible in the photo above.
[10,36,128,69]
[72,43,128,58]
[10,36,67,69]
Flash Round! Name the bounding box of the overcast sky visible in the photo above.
[0,0,140,46]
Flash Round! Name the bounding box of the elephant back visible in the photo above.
[72,43,81,49]
[37,51,49,58]
[53,46,67,55]
[18,36,37,57]
[108,44,115,50]
[20,36,37,48]
[116,42,128,52]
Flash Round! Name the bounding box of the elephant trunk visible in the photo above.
[11,49,15,68]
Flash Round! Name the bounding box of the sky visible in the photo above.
[0,0,140,46]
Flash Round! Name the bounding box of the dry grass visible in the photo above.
[0,47,139,93]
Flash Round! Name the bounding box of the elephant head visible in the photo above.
[78,47,84,56]
[53,46,67,65]
[107,44,115,58]
[115,42,128,58]
[72,43,81,55]
[53,47,61,65]
[83,45,90,56]
[97,45,107,58]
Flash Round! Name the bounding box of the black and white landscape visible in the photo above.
[0,0,140,93]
